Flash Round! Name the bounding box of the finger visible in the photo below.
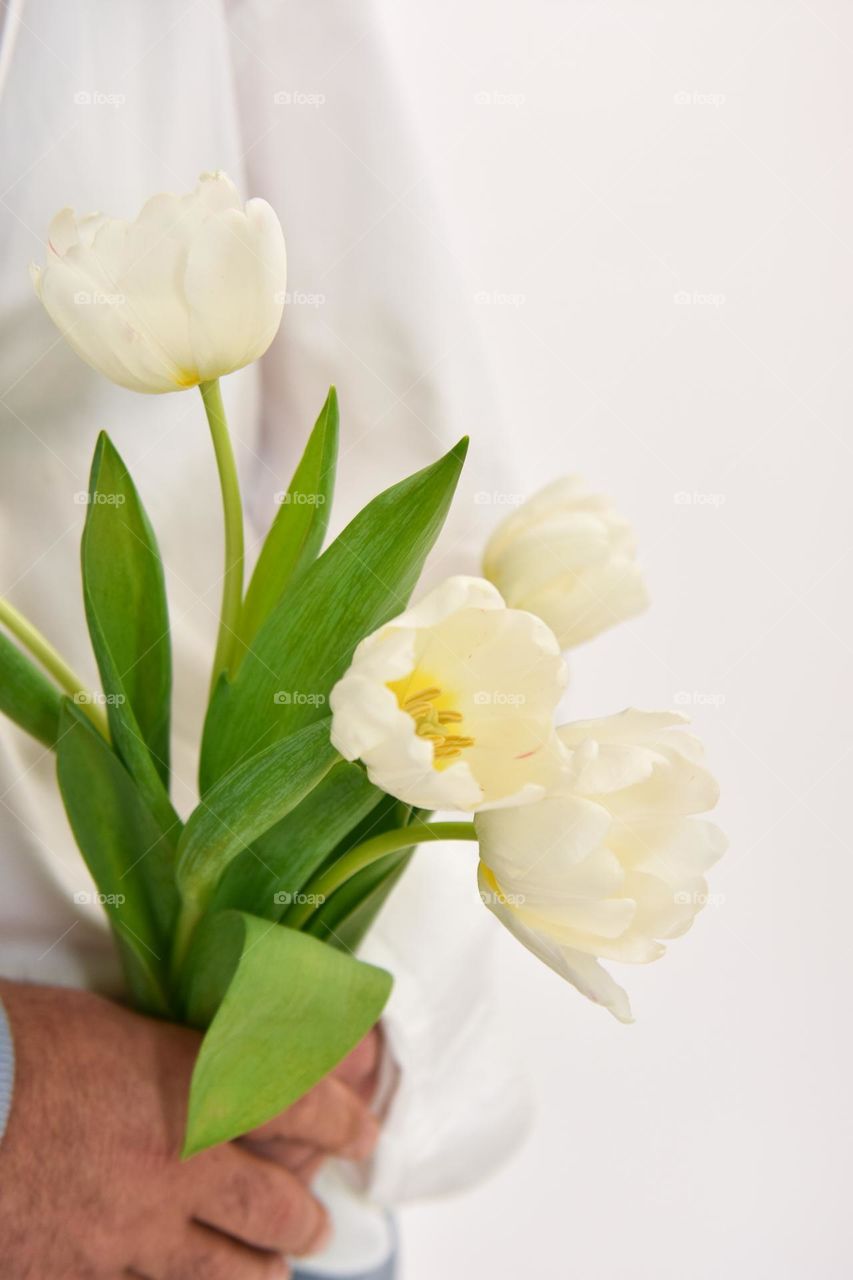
[147,1222,290,1279]
[241,1135,327,1183]
[332,1028,382,1093]
[193,1145,331,1257]
[239,1134,317,1173]
[248,1075,379,1159]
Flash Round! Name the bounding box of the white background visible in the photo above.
[381,3,853,1277]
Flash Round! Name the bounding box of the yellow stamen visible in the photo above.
[388,674,476,771]
[402,687,441,711]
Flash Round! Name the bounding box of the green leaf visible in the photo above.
[55,700,178,1016]
[181,911,392,1157]
[211,760,382,920]
[176,720,339,911]
[0,630,61,747]
[82,433,177,835]
[239,387,339,655]
[200,437,468,790]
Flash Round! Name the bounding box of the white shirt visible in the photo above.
[0,1,530,1270]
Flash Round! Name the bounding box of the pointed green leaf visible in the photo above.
[0,631,62,747]
[55,700,179,1016]
[211,761,382,920]
[181,911,392,1157]
[239,387,339,654]
[82,433,178,836]
[200,437,468,790]
[176,720,339,911]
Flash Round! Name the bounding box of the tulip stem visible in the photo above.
[282,821,478,930]
[200,379,244,693]
[0,596,109,739]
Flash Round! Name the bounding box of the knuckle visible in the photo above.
[221,1167,257,1219]
[288,1085,325,1133]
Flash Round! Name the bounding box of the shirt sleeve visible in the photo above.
[0,995,15,1142]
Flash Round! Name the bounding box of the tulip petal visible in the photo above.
[36,253,181,393]
[184,200,286,381]
[610,817,727,881]
[478,865,633,1022]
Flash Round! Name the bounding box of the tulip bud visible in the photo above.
[483,477,649,649]
[30,171,286,394]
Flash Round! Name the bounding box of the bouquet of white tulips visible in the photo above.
[0,173,725,1157]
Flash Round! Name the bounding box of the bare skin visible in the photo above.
[0,979,382,1279]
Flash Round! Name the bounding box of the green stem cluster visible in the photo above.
[283,821,478,930]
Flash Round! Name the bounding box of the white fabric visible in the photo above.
[0,1,529,1270]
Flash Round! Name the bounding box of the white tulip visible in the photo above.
[30,171,286,394]
[483,477,649,649]
[329,575,569,812]
[475,710,726,1021]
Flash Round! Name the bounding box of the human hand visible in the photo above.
[240,1025,384,1181]
[0,980,380,1277]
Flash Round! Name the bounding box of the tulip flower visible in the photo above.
[474,710,726,1021]
[483,477,649,649]
[30,171,286,394]
[32,172,287,688]
[329,576,569,811]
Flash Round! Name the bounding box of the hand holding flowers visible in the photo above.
[0,174,725,1160]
